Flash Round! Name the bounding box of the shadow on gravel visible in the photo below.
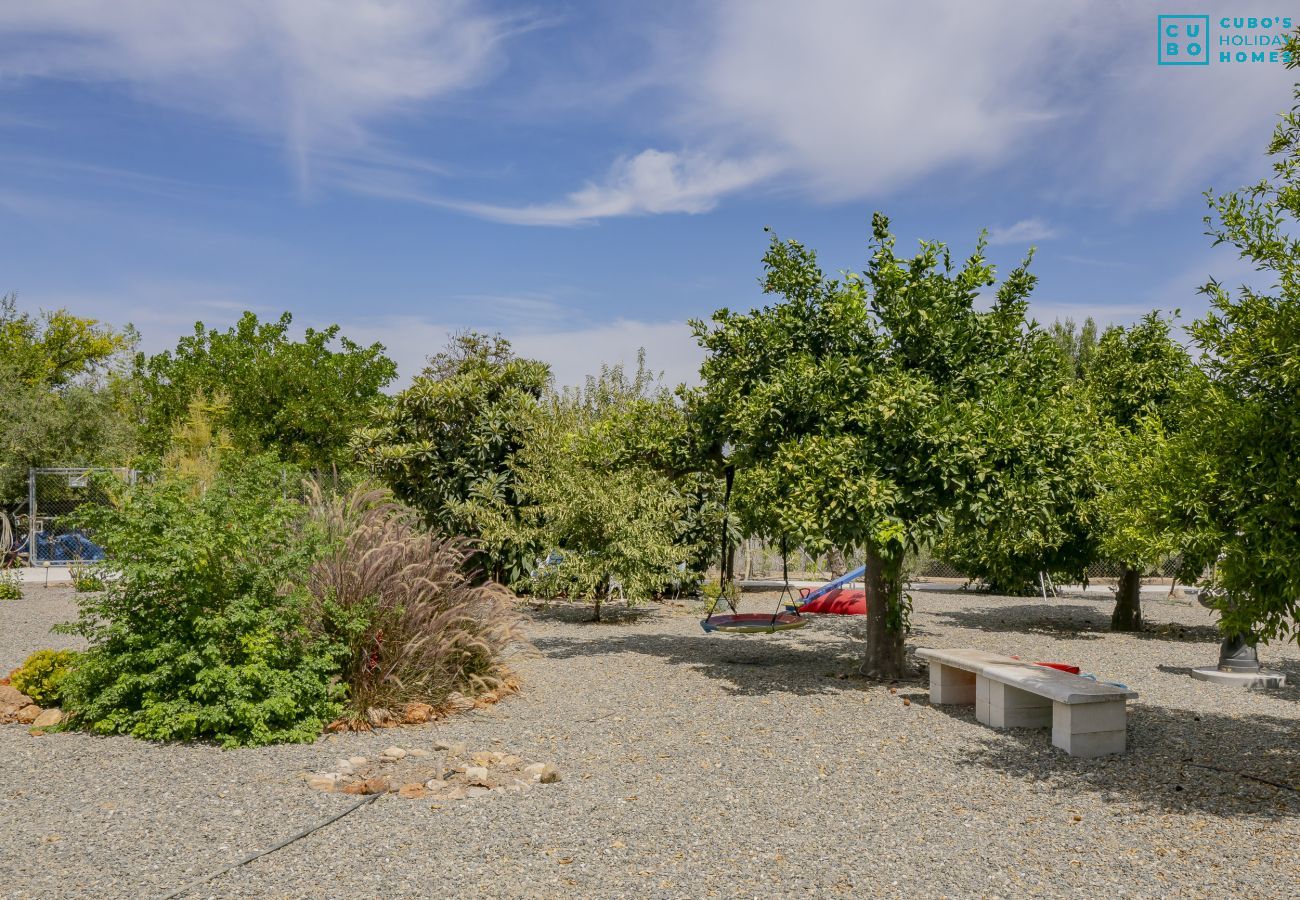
[1156,660,1300,704]
[931,604,1223,644]
[518,602,662,625]
[530,626,926,696]
[944,704,1300,816]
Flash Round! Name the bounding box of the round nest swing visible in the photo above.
[699,612,808,634]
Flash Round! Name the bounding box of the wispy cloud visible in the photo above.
[0,1,517,192]
[987,217,1057,246]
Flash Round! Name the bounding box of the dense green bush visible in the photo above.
[11,649,80,706]
[57,457,345,747]
[0,569,20,600]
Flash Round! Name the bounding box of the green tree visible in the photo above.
[0,295,138,506]
[1047,316,1099,381]
[1084,313,1195,630]
[137,311,396,472]
[500,356,700,619]
[0,293,133,387]
[1168,53,1300,645]
[694,216,1070,677]
[353,331,550,584]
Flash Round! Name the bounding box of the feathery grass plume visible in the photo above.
[304,481,525,728]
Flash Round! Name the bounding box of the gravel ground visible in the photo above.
[1,585,1296,898]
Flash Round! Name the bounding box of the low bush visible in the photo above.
[69,565,106,593]
[11,649,80,706]
[57,457,346,747]
[304,483,524,728]
[0,569,20,601]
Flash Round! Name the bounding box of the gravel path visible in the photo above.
[2,586,1296,898]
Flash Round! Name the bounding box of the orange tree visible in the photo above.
[693,215,1075,677]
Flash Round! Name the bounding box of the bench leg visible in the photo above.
[929,662,976,705]
[976,676,1052,729]
[1052,700,1128,757]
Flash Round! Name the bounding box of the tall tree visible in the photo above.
[1084,313,1195,630]
[138,311,396,472]
[353,331,549,584]
[1168,48,1300,646]
[694,216,1070,677]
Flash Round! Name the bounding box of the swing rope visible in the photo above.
[704,464,738,625]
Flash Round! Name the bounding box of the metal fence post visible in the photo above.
[27,468,36,565]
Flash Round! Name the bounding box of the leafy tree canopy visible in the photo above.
[0,293,134,387]
[1170,54,1300,644]
[137,311,396,472]
[694,215,1072,675]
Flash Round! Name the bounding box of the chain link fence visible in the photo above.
[24,468,135,565]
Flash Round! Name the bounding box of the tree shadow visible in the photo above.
[518,600,664,626]
[920,699,1299,816]
[930,604,1223,644]
[530,621,925,696]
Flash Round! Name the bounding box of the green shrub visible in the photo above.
[304,483,523,727]
[69,565,106,593]
[11,649,80,705]
[0,569,20,601]
[57,456,345,747]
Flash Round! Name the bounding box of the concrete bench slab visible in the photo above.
[916,647,1138,758]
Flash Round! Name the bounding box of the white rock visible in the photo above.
[464,785,490,798]
[335,759,355,775]
[381,746,407,760]
[523,762,561,783]
[465,766,491,786]
[348,756,367,767]
[407,748,432,758]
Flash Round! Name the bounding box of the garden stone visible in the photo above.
[347,756,367,767]
[398,783,427,799]
[381,746,407,760]
[334,758,355,775]
[308,777,337,792]
[407,748,432,758]
[523,762,560,783]
[432,740,466,756]
[465,766,491,786]
[31,708,62,729]
[464,786,490,799]
[0,684,30,712]
[402,703,434,724]
[16,704,40,724]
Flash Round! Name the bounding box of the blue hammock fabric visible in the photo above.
[700,612,807,634]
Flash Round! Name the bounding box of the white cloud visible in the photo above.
[988,218,1057,245]
[421,149,781,226]
[0,1,512,190]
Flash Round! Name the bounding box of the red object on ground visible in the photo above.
[796,587,867,616]
[1034,661,1081,675]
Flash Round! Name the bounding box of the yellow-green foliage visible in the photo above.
[163,391,233,490]
[70,566,106,593]
[11,649,80,705]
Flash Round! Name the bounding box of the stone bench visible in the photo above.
[916,648,1138,758]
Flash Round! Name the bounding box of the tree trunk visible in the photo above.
[827,546,847,578]
[1111,564,1143,631]
[592,595,602,623]
[860,545,907,679]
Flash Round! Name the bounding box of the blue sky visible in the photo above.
[0,2,1292,386]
